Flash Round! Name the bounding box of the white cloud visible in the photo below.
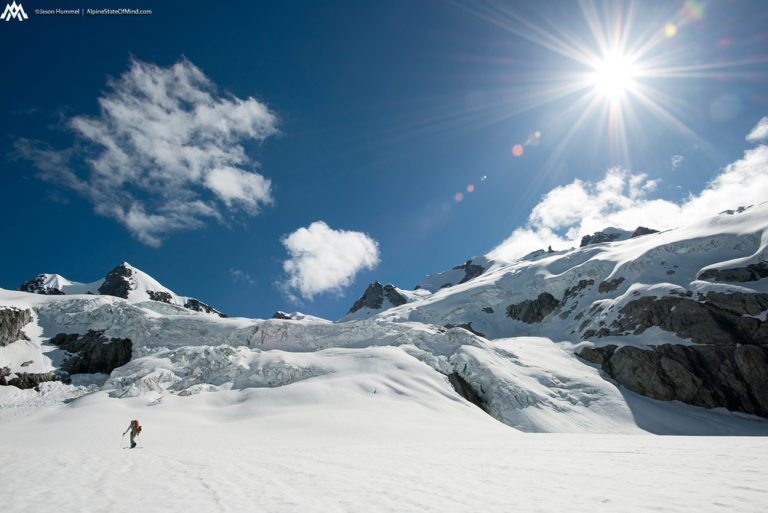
[230,268,256,286]
[671,155,684,169]
[205,166,272,212]
[280,221,380,301]
[489,144,768,261]
[746,116,768,142]
[17,57,278,246]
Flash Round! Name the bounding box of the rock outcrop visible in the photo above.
[630,226,659,238]
[0,367,63,390]
[444,322,486,338]
[184,299,227,318]
[506,293,561,324]
[598,277,625,293]
[98,262,133,298]
[452,260,486,284]
[17,275,65,295]
[580,228,627,247]
[348,282,408,314]
[271,311,293,320]
[148,290,173,303]
[50,331,132,374]
[578,344,768,418]
[0,307,32,347]
[698,262,768,283]
[583,292,768,346]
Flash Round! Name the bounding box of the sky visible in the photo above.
[1,0,767,320]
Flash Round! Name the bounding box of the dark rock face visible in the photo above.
[444,322,486,338]
[271,311,293,320]
[446,371,486,410]
[50,330,132,374]
[184,299,227,318]
[580,230,623,248]
[578,344,768,418]
[563,279,595,301]
[384,284,407,307]
[98,263,133,298]
[631,226,659,238]
[148,290,173,304]
[592,292,768,346]
[698,262,768,283]
[17,275,65,295]
[452,260,486,284]
[0,367,63,390]
[348,282,408,314]
[506,293,561,324]
[482,307,494,314]
[598,277,625,294]
[0,307,32,347]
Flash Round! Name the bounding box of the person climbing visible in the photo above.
[123,419,141,448]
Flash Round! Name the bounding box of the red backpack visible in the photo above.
[132,420,142,434]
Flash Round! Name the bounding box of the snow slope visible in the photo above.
[2,286,768,435]
[18,262,226,317]
[363,202,768,345]
[2,386,768,513]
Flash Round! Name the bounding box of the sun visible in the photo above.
[590,51,638,99]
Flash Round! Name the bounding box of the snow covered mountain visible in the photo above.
[18,262,226,317]
[344,202,768,418]
[1,204,768,437]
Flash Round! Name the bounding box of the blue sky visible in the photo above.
[1,0,767,320]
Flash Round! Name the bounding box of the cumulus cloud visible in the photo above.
[17,57,278,246]
[746,116,768,142]
[489,144,768,261]
[671,155,684,169]
[280,221,380,301]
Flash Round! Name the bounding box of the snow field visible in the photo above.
[2,391,768,513]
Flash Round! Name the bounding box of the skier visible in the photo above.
[123,419,141,448]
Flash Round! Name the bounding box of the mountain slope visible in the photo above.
[18,262,225,317]
[1,204,768,435]
[345,202,768,417]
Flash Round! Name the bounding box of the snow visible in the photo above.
[2,205,768,511]
[2,389,768,513]
[30,273,104,295]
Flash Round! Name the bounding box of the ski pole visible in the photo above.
[121,433,125,449]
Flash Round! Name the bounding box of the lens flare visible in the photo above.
[467,184,475,192]
[665,24,677,38]
[512,144,524,156]
[455,192,464,202]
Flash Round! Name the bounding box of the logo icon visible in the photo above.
[1,2,28,21]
